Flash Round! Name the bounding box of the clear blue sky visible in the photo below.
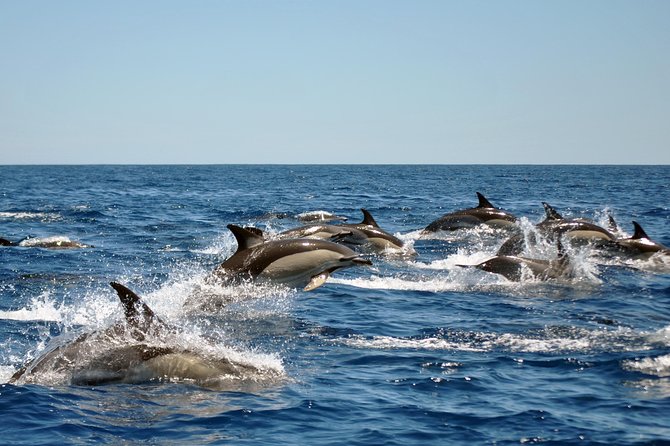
[1,1,669,164]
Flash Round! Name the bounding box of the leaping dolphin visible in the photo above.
[213,224,372,291]
[497,202,617,256]
[423,192,517,232]
[537,202,616,244]
[9,283,282,389]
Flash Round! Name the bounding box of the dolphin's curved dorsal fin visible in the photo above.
[476,192,495,209]
[607,214,619,233]
[542,202,563,220]
[110,282,162,327]
[631,221,650,240]
[227,224,265,251]
[359,209,380,227]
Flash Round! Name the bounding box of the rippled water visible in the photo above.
[1,165,669,445]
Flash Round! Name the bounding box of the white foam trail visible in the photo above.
[622,354,670,377]
[340,326,656,354]
[0,211,61,221]
[0,365,16,383]
[18,236,76,247]
[0,293,63,322]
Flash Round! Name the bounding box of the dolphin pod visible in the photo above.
[5,193,668,389]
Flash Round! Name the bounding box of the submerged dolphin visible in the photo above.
[275,224,367,245]
[213,224,372,291]
[423,192,517,232]
[9,283,281,389]
[615,221,670,258]
[0,235,92,249]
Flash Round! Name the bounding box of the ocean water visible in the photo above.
[0,164,669,445]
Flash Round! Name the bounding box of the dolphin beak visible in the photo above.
[348,256,372,266]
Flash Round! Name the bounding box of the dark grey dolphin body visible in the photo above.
[615,221,670,259]
[10,283,278,388]
[214,225,372,291]
[423,193,517,232]
[340,209,408,253]
[459,242,571,282]
[0,235,92,249]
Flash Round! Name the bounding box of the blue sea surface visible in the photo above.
[1,165,669,445]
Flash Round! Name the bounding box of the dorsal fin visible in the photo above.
[110,282,162,327]
[542,202,563,220]
[227,224,265,251]
[476,192,495,209]
[607,214,619,233]
[359,209,380,227]
[631,221,650,240]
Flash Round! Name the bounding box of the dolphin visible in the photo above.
[0,235,92,249]
[497,202,616,256]
[614,221,670,258]
[423,192,517,232]
[296,210,348,223]
[537,202,616,245]
[458,241,572,282]
[9,282,281,389]
[275,224,368,245]
[213,224,372,291]
[340,209,408,254]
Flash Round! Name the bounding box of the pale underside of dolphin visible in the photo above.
[9,283,281,389]
[423,192,517,232]
[213,224,372,291]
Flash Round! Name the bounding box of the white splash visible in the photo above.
[622,354,670,377]
[0,293,63,322]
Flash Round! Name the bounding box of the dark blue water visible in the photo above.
[1,165,669,445]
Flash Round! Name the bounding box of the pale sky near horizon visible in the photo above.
[1,1,669,164]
